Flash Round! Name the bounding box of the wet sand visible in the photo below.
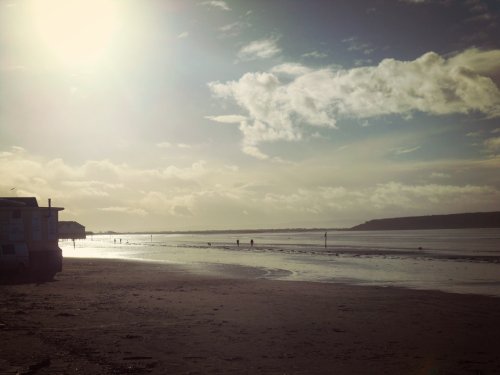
[1,258,500,374]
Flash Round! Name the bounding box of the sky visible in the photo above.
[1,0,500,232]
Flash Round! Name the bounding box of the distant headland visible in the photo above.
[91,211,500,235]
[350,212,500,231]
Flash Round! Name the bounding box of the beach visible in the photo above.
[1,258,500,374]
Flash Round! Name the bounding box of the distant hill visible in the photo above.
[350,212,500,231]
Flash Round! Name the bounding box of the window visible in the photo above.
[1,244,15,255]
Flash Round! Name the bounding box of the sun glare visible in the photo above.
[30,0,120,68]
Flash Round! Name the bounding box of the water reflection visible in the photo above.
[60,229,500,296]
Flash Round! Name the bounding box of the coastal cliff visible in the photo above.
[350,212,500,231]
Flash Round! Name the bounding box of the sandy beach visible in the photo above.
[1,259,500,375]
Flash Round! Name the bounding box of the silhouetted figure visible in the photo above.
[208,242,211,246]
[250,239,254,247]
[120,238,122,244]
[236,239,240,247]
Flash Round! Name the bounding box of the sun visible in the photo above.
[30,0,120,68]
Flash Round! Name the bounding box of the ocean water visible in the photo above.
[60,228,500,297]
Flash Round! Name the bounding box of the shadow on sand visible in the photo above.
[0,272,57,286]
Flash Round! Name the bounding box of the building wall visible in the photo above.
[58,222,86,239]
[0,207,61,251]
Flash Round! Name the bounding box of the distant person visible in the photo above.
[250,239,254,247]
[114,239,116,244]
[236,239,239,247]
[208,242,211,246]
[120,238,122,244]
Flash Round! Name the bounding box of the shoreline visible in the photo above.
[62,249,500,298]
[2,258,500,374]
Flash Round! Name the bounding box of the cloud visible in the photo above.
[448,48,500,80]
[178,31,189,39]
[301,51,328,59]
[466,131,482,137]
[342,37,375,55]
[61,180,123,197]
[156,142,172,148]
[99,206,148,216]
[261,182,500,215]
[354,58,373,67]
[201,1,230,11]
[237,37,281,61]
[0,147,249,229]
[484,137,500,154]
[464,0,498,29]
[2,146,499,230]
[430,172,450,179]
[209,48,500,158]
[393,146,421,155]
[219,21,250,38]
[271,63,311,76]
[368,182,497,209]
[205,115,247,124]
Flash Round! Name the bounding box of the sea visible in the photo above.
[60,228,500,297]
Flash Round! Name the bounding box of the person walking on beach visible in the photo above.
[250,239,254,247]
[236,239,239,247]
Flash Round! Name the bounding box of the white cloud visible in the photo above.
[219,21,250,37]
[0,147,246,229]
[220,22,240,32]
[61,180,123,197]
[430,172,450,179]
[237,37,281,61]
[448,48,500,78]
[354,58,373,67]
[369,182,497,209]
[209,48,500,158]
[393,146,421,155]
[156,142,172,148]
[157,142,196,150]
[260,182,500,214]
[201,1,230,11]
[484,137,500,154]
[205,115,247,124]
[99,206,148,216]
[271,63,311,76]
[242,144,269,160]
[301,51,328,59]
[178,31,189,39]
[466,131,482,137]
[342,37,375,55]
[1,146,499,230]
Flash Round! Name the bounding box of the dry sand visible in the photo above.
[1,258,500,374]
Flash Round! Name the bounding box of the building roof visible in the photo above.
[59,221,85,229]
[0,197,38,207]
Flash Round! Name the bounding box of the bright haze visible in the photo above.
[1,0,499,232]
